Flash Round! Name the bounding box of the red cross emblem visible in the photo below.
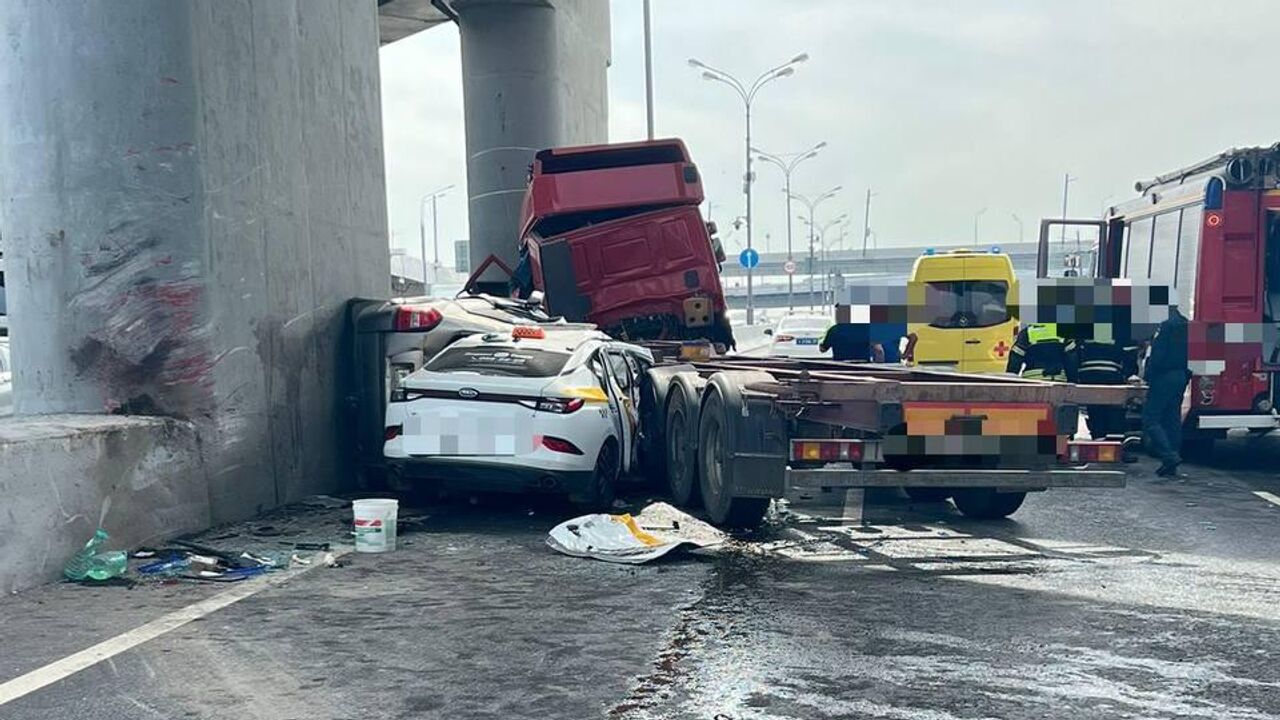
[993,340,1009,358]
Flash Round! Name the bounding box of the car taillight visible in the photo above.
[776,334,796,342]
[791,439,865,463]
[519,397,586,414]
[384,425,403,441]
[393,306,443,332]
[1063,440,1121,463]
[540,435,583,455]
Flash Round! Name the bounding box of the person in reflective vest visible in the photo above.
[1006,323,1068,380]
[1067,328,1139,456]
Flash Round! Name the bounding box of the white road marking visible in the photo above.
[1254,491,1280,508]
[0,547,352,707]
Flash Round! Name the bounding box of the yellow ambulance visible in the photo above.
[904,248,1019,374]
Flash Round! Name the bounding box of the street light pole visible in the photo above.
[419,184,454,293]
[643,0,654,140]
[1060,173,1077,245]
[861,187,875,258]
[754,141,826,312]
[788,186,841,311]
[1011,213,1024,243]
[973,207,987,245]
[690,53,809,325]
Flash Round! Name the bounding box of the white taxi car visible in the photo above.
[764,313,832,358]
[383,326,652,508]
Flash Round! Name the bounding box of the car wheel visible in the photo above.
[698,389,769,529]
[664,386,700,507]
[580,439,619,512]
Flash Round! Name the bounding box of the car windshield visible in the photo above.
[424,345,571,377]
[925,280,1010,329]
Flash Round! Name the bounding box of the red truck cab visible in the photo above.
[518,139,732,346]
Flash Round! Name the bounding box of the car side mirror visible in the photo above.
[763,328,773,336]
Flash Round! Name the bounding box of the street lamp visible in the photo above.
[798,210,846,310]
[973,207,987,245]
[753,141,826,311]
[789,186,841,308]
[1011,213,1024,243]
[1060,173,1077,245]
[690,53,808,325]
[419,183,454,292]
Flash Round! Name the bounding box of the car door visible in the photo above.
[602,346,639,474]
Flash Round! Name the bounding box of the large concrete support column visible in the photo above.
[0,1,388,520]
[455,0,610,285]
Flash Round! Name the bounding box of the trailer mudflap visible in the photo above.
[786,467,1126,493]
[730,452,788,497]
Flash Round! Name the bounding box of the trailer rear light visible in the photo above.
[540,435,584,455]
[775,334,796,342]
[1063,440,1120,463]
[791,439,865,463]
[384,424,403,441]
[512,325,546,339]
[393,306,443,332]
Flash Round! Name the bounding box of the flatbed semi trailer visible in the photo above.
[637,351,1143,528]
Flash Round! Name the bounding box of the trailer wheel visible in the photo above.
[952,489,1026,519]
[904,487,950,503]
[698,389,769,528]
[664,384,700,507]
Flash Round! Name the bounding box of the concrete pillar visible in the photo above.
[0,0,389,519]
[455,0,610,286]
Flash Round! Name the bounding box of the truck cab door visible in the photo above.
[1037,219,1109,278]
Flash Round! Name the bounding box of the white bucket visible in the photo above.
[353,498,399,553]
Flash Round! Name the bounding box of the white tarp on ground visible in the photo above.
[546,502,727,564]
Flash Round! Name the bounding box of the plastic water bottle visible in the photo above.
[64,529,128,581]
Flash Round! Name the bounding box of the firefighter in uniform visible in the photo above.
[1066,324,1140,460]
[1006,323,1069,381]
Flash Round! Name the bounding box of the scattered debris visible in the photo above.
[294,542,331,551]
[547,502,727,564]
[64,529,128,582]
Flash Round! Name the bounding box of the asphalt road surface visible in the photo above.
[2,438,1280,719]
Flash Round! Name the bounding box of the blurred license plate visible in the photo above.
[797,337,819,345]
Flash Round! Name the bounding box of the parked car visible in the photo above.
[764,313,832,358]
[345,292,589,489]
[383,325,652,508]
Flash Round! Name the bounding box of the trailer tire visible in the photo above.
[904,487,951,503]
[952,489,1026,519]
[664,383,701,507]
[698,388,770,528]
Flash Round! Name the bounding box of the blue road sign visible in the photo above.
[739,247,760,269]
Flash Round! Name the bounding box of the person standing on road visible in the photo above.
[820,304,878,361]
[1067,324,1139,435]
[1143,303,1191,477]
[1007,323,1069,380]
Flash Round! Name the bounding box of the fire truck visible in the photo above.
[1039,142,1280,454]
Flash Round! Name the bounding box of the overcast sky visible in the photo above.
[379,0,1280,274]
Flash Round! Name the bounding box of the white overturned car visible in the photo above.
[383,326,652,508]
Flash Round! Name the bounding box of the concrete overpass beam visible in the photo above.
[454,0,609,287]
